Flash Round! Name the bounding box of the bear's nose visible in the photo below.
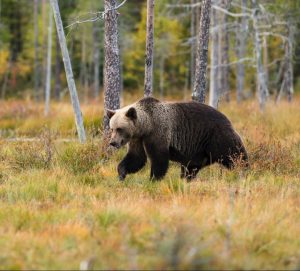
[110,142,118,148]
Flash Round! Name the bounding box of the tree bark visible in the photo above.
[34,0,40,101]
[50,0,86,143]
[221,0,230,102]
[190,0,196,90]
[45,7,53,116]
[144,0,155,97]
[252,0,268,111]
[286,22,294,102]
[42,0,48,90]
[103,0,121,133]
[236,0,247,104]
[192,0,212,103]
[209,0,219,108]
[55,33,61,101]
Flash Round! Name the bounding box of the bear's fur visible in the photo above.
[108,97,248,181]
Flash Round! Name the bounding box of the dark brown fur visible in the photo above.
[110,97,248,181]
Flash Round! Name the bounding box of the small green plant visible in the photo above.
[7,134,53,171]
[58,142,103,174]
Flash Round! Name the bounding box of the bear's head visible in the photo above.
[107,107,137,148]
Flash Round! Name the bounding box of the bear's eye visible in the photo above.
[116,128,123,133]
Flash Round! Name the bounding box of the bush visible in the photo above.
[58,142,103,174]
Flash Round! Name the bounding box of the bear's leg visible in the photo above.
[144,140,169,180]
[118,139,147,181]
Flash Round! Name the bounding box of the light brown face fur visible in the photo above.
[108,106,136,148]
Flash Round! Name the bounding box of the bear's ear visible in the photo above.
[126,107,137,121]
[107,109,116,119]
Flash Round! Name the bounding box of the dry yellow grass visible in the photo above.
[0,96,300,269]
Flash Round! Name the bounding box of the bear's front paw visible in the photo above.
[117,164,127,181]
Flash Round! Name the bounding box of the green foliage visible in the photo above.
[123,2,186,92]
[58,141,103,174]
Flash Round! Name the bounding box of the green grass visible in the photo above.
[0,98,300,269]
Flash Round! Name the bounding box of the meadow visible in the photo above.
[0,95,300,270]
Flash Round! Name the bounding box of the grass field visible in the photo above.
[0,96,300,270]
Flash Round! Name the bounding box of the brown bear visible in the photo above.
[107,97,248,181]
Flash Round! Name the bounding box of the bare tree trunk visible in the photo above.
[252,0,268,111]
[103,0,121,133]
[192,0,212,103]
[34,0,40,101]
[209,0,219,108]
[144,0,155,97]
[45,7,53,116]
[55,33,61,101]
[50,0,86,143]
[93,21,100,99]
[286,23,294,102]
[236,0,247,104]
[42,0,48,89]
[221,0,230,102]
[190,0,196,90]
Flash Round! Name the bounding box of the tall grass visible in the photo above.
[0,97,299,269]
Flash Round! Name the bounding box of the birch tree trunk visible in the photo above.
[144,0,155,97]
[55,34,61,101]
[93,21,100,99]
[45,7,53,116]
[50,0,86,143]
[34,0,40,101]
[252,0,268,111]
[221,0,230,102]
[209,0,219,108]
[236,0,247,104]
[42,0,48,89]
[192,0,212,103]
[103,0,121,133]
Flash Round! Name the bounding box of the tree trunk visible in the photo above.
[103,0,121,133]
[286,23,294,102]
[42,0,48,90]
[93,21,101,99]
[144,0,155,97]
[45,6,53,116]
[209,0,219,108]
[263,35,269,86]
[192,0,212,103]
[55,33,61,101]
[190,0,196,90]
[221,0,230,102]
[252,0,268,111]
[236,0,247,104]
[34,0,40,101]
[50,0,86,143]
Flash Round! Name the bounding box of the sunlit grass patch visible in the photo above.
[0,97,299,269]
[58,141,104,174]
